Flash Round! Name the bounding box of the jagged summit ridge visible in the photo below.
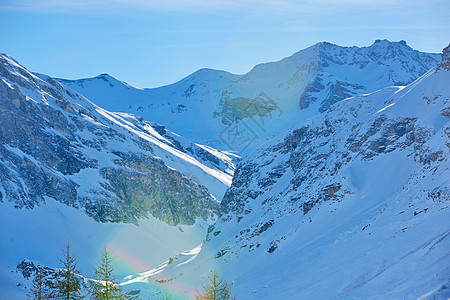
[58,40,440,154]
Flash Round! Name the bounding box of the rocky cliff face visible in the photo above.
[436,43,450,72]
[0,54,234,225]
[59,40,440,154]
[175,47,450,299]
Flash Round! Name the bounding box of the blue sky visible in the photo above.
[0,0,449,88]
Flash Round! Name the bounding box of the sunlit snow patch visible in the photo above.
[121,244,203,285]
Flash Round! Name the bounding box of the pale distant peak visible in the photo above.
[371,39,410,48]
[93,73,143,90]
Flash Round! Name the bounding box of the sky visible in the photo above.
[0,0,449,88]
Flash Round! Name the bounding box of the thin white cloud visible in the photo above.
[0,0,270,13]
[312,0,397,5]
[0,0,418,13]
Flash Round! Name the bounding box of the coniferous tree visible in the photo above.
[194,270,235,300]
[88,248,125,300]
[54,241,83,300]
[27,269,54,299]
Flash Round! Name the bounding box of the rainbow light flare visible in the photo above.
[102,223,218,299]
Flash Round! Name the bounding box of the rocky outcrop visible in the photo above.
[299,78,325,109]
[215,91,279,125]
[98,152,216,225]
[436,44,450,72]
[319,81,365,113]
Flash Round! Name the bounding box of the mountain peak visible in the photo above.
[98,72,112,77]
[372,39,407,46]
[373,38,390,45]
[91,73,142,89]
[57,73,124,87]
[307,41,339,53]
[368,39,414,52]
[315,41,336,48]
[95,73,120,82]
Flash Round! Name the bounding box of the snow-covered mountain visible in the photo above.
[0,52,241,297]
[1,42,448,300]
[152,45,449,299]
[0,53,238,225]
[59,40,440,154]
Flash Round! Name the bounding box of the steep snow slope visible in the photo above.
[156,46,450,299]
[59,40,440,154]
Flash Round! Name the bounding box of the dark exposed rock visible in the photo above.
[215,247,230,258]
[436,44,450,72]
[323,183,342,201]
[428,187,450,202]
[16,260,58,281]
[217,91,279,125]
[99,152,218,225]
[440,107,450,118]
[299,78,325,109]
[267,241,278,253]
[303,201,316,215]
[319,81,365,113]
